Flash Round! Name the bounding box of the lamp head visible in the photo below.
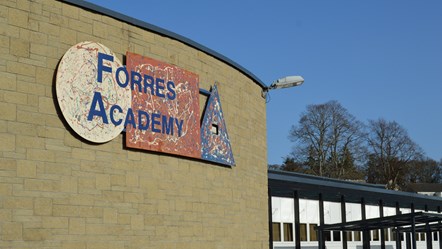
[269,76,304,90]
[261,75,304,100]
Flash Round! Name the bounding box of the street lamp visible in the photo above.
[262,75,304,99]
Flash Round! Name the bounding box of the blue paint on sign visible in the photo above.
[200,84,235,166]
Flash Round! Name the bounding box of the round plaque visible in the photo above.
[56,41,131,143]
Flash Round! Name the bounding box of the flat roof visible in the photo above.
[269,170,442,212]
[59,0,267,89]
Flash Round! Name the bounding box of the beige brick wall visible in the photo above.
[0,0,268,248]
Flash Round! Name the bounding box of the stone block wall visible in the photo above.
[0,0,268,248]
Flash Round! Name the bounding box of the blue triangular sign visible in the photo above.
[200,84,235,166]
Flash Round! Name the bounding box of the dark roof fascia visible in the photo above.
[268,170,442,211]
[58,0,267,90]
[269,169,395,197]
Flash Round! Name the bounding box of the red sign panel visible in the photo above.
[125,52,201,158]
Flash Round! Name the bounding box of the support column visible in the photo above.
[396,202,402,249]
[438,206,442,249]
[411,204,417,249]
[341,195,348,249]
[294,191,301,249]
[361,197,370,249]
[319,193,325,249]
[380,199,385,249]
[425,205,433,249]
[427,222,433,249]
[412,216,417,249]
[268,187,273,249]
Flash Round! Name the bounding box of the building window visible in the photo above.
[324,231,331,241]
[299,223,307,241]
[354,231,361,241]
[308,224,315,241]
[383,229,389,241]
[333,231,341,241]
[373,229,379,241]
[346,231,353,241]
[434,232,438,241]
[420,232,426,241]
[272,222,281,242]
[283,223,293,241]
[415,233,420,241]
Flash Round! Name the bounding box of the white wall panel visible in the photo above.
[280,197,294,222]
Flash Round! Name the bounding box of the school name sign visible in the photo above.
[56,41,234,166]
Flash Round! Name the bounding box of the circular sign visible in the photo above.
[56,41,131,143]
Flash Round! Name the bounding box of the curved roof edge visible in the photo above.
[59,0,267,89]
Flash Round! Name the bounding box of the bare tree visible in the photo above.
[289,100,365,179]
[366,118,423,189]
[407,158,442,183]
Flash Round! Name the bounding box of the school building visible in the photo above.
[2,1,442,249]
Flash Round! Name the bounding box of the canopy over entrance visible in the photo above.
[268,170,442,249]
[317,212,442,232]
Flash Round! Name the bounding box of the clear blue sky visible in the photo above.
[86,0,442,165]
